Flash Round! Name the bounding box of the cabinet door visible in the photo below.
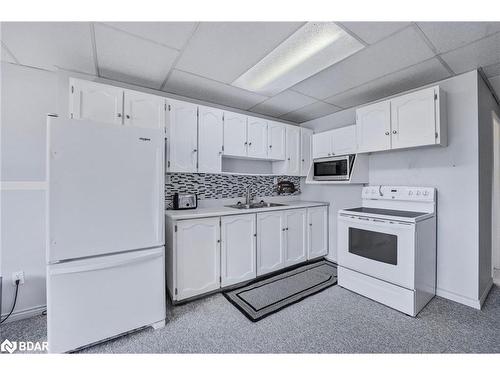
[221,214,256,287]
[247,117,268,158]
[284,209,307,267]
[300,128,313,177]
[307,206,328,259]
[356,100,391,153]
[176,217,220,300]
[312,130,334,159]
[390,86,437,150]
[267,121,286,160]
[256,211,285,276]
[167,99,198,173]
[198,106,223,173]
[70,79,123,125]
[223,112,247,157]
[123,90,165,129]
[285,126,301,176]
[332,125,357,155]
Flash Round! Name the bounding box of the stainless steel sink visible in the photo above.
[226,202,288,209]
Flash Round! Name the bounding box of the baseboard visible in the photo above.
[1,304,46,324]
[478,278,494,307]
[436,288,482,309]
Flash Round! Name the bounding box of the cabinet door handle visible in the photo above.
[248,142,252,146]
[126,114,130,119]
[385,131,390,135]
[392,130,397,134]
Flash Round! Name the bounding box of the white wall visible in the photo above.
[1,62,58,320]
[302,71,493,308]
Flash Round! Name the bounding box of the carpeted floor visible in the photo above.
[2,284,499,353]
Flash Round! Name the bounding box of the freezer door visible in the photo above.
[47,247,166,353]
[47,117,164,262]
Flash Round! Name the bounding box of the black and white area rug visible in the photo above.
[224,260,337,322]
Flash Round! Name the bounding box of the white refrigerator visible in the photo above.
[46,116,166,353]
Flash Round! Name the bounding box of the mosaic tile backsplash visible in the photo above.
[165,173,301,208]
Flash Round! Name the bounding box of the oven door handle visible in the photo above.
[339,215,413,229]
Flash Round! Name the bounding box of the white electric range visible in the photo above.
[337,185,437,316]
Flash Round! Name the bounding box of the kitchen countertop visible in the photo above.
[165,200,329,220]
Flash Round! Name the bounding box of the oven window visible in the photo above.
[348,228,397,265]
[314,159,347,177]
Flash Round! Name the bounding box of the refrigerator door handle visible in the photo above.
[49,249,163,276]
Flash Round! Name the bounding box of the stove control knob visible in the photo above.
[423,190,429,196]
[416,191,421,196]
[408,190,413,196]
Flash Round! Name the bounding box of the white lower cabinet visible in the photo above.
[221,214,256,287]
[167,205,328,301]
[175,217,220,300]
[307,206,328,259]
[256,211,285,276]
[284,209,307,267]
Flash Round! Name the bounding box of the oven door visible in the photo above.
[337,214,415,289]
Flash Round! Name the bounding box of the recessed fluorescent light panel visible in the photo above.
[232,22,364,96]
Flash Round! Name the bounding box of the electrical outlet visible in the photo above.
[12,271,25,286]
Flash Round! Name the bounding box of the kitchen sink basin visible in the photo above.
[226,202,288,209]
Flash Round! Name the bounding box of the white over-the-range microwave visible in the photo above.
[313,154,356,181]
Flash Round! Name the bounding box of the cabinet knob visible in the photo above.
[249,142,252,146]
[244,142,248,145]
[392,130,397,134]
[385,131,390,135]
[126,114,130,119]
[117,113,122,118]
[302,159,305,162]
[193,149,197,153]
[282,228,286,231]
[269,145,272,149]
[287,157,291,161]
[309,223,313,226]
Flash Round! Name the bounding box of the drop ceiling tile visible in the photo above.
[94,23,178,90]
[1,43,16,63]
[325,58,451,109]
[0,22,95,73]
[164,69,269,110]
[341,22,410,44]
[440,32,500,74]
[292,26,435,100]
[250,90,317,117]
[417,22,500,53]
[102,22,197,50]
[175,22,303,84]
[489,75,500,98]
[483,62,500,78]
[280,101,342,123]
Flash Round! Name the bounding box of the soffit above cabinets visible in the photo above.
[1,22,499,123]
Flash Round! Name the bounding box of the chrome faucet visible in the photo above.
[245,185,254,205]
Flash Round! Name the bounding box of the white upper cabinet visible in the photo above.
[247,117,268,159]
[123,90,166,129]
[267,121,286,160]
[356,100,392,153]
[390,86,443,150]
[167,99,198,173]
[284,209,307,267]
[300,127,313,176]
[332,125,357,155]
[198,106,223,173]
[356,86,446,154]
[257,211,285,276]
[285,125,301,176]
[175,217,220,300]
[312,130,334,159]
[220,214,256,287]
[307,206,328,259]
[223,112,248,157]
[70,79,124,125]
